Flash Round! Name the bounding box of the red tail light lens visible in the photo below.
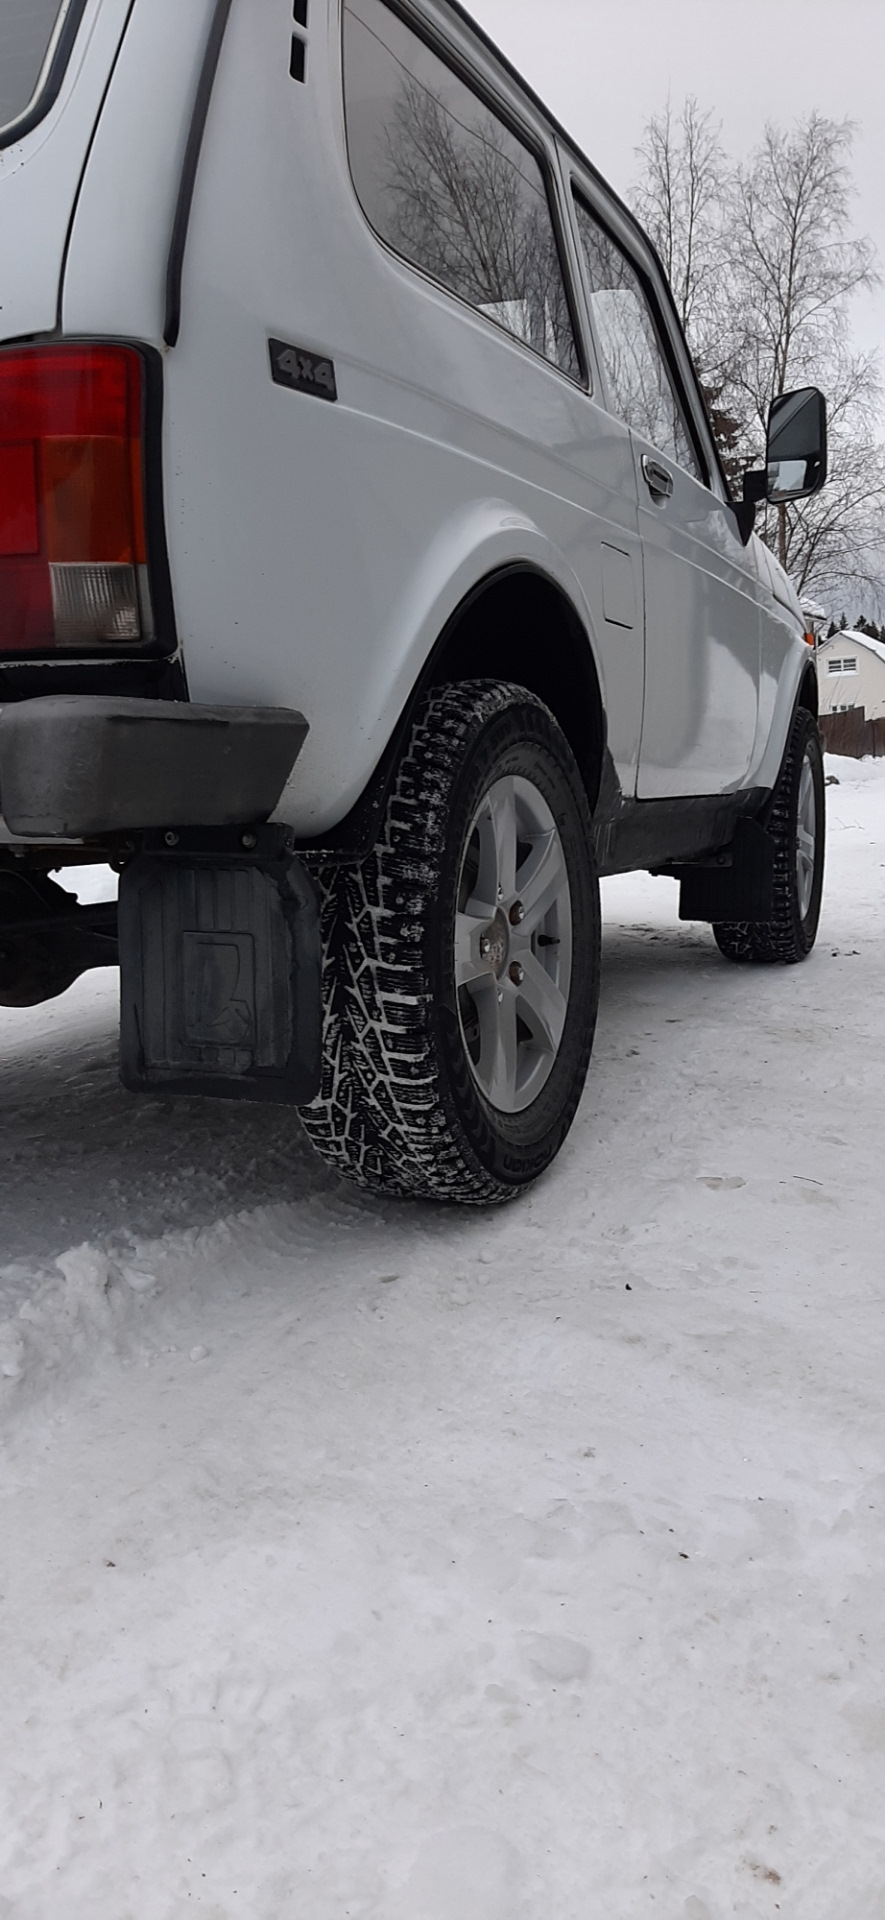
[0,345,152,653]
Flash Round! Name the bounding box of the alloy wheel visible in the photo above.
[795,748,817,921]
[454,774,573,1113]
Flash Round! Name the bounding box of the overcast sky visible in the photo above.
[468,0,885,369]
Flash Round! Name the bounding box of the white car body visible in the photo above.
[0,0,826,1202]
[0,0,811,844]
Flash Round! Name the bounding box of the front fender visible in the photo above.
[753,635,818,793]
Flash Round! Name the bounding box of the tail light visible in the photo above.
[0,344,154,653]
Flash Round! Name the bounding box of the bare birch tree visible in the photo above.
[633,103,732,384]
[729,115,883,591]
[631,106,885,609]
[633,98,745,477]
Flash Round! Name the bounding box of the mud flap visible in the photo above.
[118,827,321,1103]
[673,817,775,923]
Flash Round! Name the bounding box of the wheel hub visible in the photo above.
[479,908,511,978]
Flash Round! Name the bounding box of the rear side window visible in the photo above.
[343,0,580,379]
[572,193,700,478]
[0,0,81,139]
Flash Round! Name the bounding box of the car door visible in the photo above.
[571,192,762,799]
[331,0,647,806]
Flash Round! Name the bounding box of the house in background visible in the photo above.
[816,628,885,719]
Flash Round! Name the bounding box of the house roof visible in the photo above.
[818,629,885,670]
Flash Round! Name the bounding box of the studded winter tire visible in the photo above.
[299,680,601,1203]
[713,707,825,965]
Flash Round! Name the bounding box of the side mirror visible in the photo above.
[741,387,828,523]
[766,387,827,501]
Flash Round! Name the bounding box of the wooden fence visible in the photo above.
[819,709,885,759]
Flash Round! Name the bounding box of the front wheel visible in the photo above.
[714,707,825,964]
[300,681,600,1203]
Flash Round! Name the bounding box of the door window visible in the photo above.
[572,195,700,478]
[343,0,580,378]
[0,0,72,133]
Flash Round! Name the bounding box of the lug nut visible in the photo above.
[509,961,524,986]
[509,901,525,926]
[479,933,492,959]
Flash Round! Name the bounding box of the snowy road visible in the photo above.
[1,758,884,1920]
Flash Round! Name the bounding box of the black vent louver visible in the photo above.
[291,0,307,81]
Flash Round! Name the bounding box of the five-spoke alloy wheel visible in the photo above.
[455,774,573,1114]
[794,744,818,923]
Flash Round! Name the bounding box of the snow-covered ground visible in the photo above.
[1,756,884,1919]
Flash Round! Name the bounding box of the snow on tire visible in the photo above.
[714,707,825,965]
[300,680,600,1204]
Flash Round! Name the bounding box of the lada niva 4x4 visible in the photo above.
[0,0,828,1201]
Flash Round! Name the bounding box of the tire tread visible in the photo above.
[301,681,576,1203]
[714,707,824,965]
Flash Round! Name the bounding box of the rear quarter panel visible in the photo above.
[69,0,647,836]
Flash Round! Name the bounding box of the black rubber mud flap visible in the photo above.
[675,818,775,923]
[118,828,321,1104]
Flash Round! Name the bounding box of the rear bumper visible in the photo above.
[0,695,308,838]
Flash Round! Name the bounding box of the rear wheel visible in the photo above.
[300,680,600,1203]
[714,707,825,964]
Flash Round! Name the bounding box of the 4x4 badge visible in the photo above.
[268,337,337,402]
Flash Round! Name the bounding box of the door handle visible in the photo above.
[641,454,674,500]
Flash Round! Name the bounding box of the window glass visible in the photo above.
[343,0,579,378]
[572,194,700,477]
[0,0,67,130]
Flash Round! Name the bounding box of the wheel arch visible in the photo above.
[753,643,821,794]
[425,564,605,810]
[797,655,819,718]
[302,562,606,858]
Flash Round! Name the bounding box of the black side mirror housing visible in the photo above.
[765,387,828,501]
[742,387,828,520]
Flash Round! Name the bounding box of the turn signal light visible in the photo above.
[0,345,152,653]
